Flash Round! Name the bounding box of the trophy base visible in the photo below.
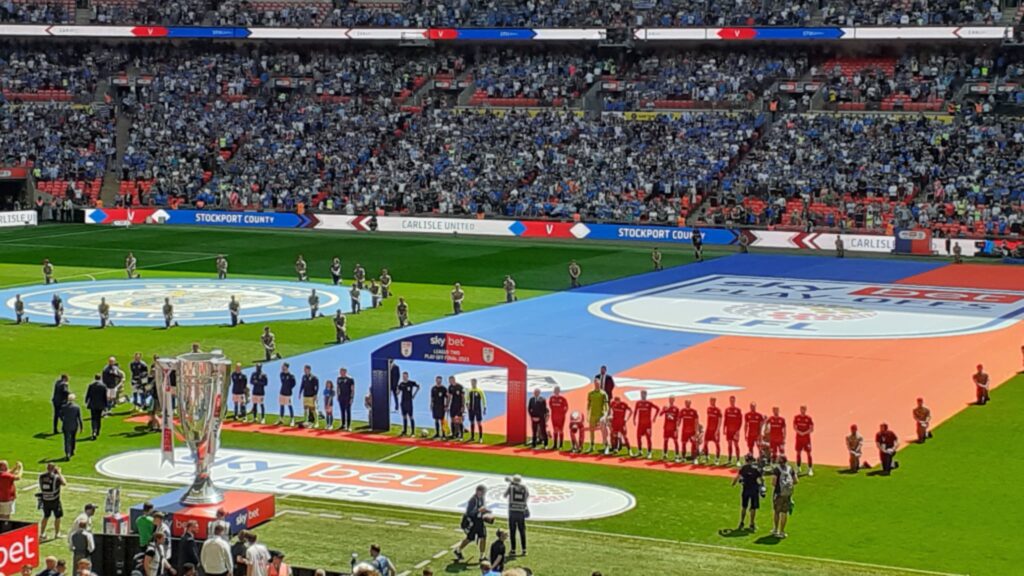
[129,488,276,539]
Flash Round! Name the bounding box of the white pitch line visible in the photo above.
[375,446,418,463]
[318,513,343,520]
[0,255,220,289]
[413,560,430,569]
[0,243,215,256]
[418,524,444,531]
[385,520,410,527]
[430,550,448,560]
[0,227,116,243]
[351,516,377,524]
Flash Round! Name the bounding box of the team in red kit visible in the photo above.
[518,356,1007,475]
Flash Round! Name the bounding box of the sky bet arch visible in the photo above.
[370,332,528,444]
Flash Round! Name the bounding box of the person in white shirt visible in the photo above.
[69,519,94,567]
[244,533,271,576]
[201,524,234,576]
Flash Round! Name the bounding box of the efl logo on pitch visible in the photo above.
[285,462,461,493]
[589,275,1024,340]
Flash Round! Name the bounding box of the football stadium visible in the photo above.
[2,6,1024,576]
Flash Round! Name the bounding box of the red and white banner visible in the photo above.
[0,522,39,575]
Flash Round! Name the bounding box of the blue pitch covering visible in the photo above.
[244,254,948,427]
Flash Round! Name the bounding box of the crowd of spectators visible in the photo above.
[91,0,208,25]
[0,0,74,23]
[330,108,763,221]
[2,0,1015,26]
[0,104,114,184]
[610,50,809,110]
[822,0,1004,26]
[0,46,129,101]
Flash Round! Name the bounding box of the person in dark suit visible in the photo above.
[527,389,548,448]
[85,375,107,440]
[60,395,83,460]
[51,374,70,435]
[178,520,201,573]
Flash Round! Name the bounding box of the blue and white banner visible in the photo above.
[580,223,739,245]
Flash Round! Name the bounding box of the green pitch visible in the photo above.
[0,224,1020,576]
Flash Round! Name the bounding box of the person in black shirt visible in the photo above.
[731,454,764,532]
[60,395,83,460]
[430,377,449,439]
[447,376,466,441]
[300,365,320,429]
[178,520,200,573]
[250,364,268,424]
[489,529,508,572]
[453,485,490,563]
[336,368,355,431]
[84,375,107,440]
[38,463,66,540]
[278,363,297,426]
[230,364,248,421]
[101,357,125,415]
[230,531,248,576]
[397,372,419,436]
[129,353,149,411]
[51,374,70,435]
[389,362,401,411]
[527,389,548,449]
[692,226,704,262]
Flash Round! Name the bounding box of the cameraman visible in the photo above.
[504,475,530,556]
[38,463,67,539]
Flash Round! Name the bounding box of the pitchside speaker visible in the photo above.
[95,533,135,576]
[894,228,933,255]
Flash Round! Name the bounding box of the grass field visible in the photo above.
[1,224,1021,576]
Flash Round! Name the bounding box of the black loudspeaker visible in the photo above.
[95,534,141,576]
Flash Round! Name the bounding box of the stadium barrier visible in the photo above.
[83,208,989,256]
[0,210,38,227]
[0,24,1010,42]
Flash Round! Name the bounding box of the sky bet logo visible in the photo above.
[430,335,446,347]
[588,275,1024,340]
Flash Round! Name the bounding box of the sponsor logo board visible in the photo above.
[589,275,1024,339]
[0,210,37,227]
[450,368,740,400]
[96,449,635,521]
[0,523,39,574]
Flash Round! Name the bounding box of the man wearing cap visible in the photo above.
[876,423,900,475]
[504,475,530,557]
[973,364,990,405]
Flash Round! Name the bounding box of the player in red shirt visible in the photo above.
[548,386,570,451]
[607,396,634,457]
[568,411,585,453]
[703,397,722,465]
[793,405,814,476]
[744,402,765,457]
[632,390,660,459]
[973,364,990,405]
[679,399,700,463]
[661,396,680,462]
[766,407,786,463]
[723,395,743,465]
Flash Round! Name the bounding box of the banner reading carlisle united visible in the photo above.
[0,210,37,227]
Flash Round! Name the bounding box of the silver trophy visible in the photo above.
[155,352,232,505]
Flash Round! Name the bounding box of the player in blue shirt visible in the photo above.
[278,363,297,426]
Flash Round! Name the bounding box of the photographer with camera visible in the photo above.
[453,485,492,563]
[38,463,67,539]
[503,475,530,557]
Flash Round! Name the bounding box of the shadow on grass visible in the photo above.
[718,527,753,538]
[754,534,782,545]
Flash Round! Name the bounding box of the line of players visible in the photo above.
[546,381,817,475]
